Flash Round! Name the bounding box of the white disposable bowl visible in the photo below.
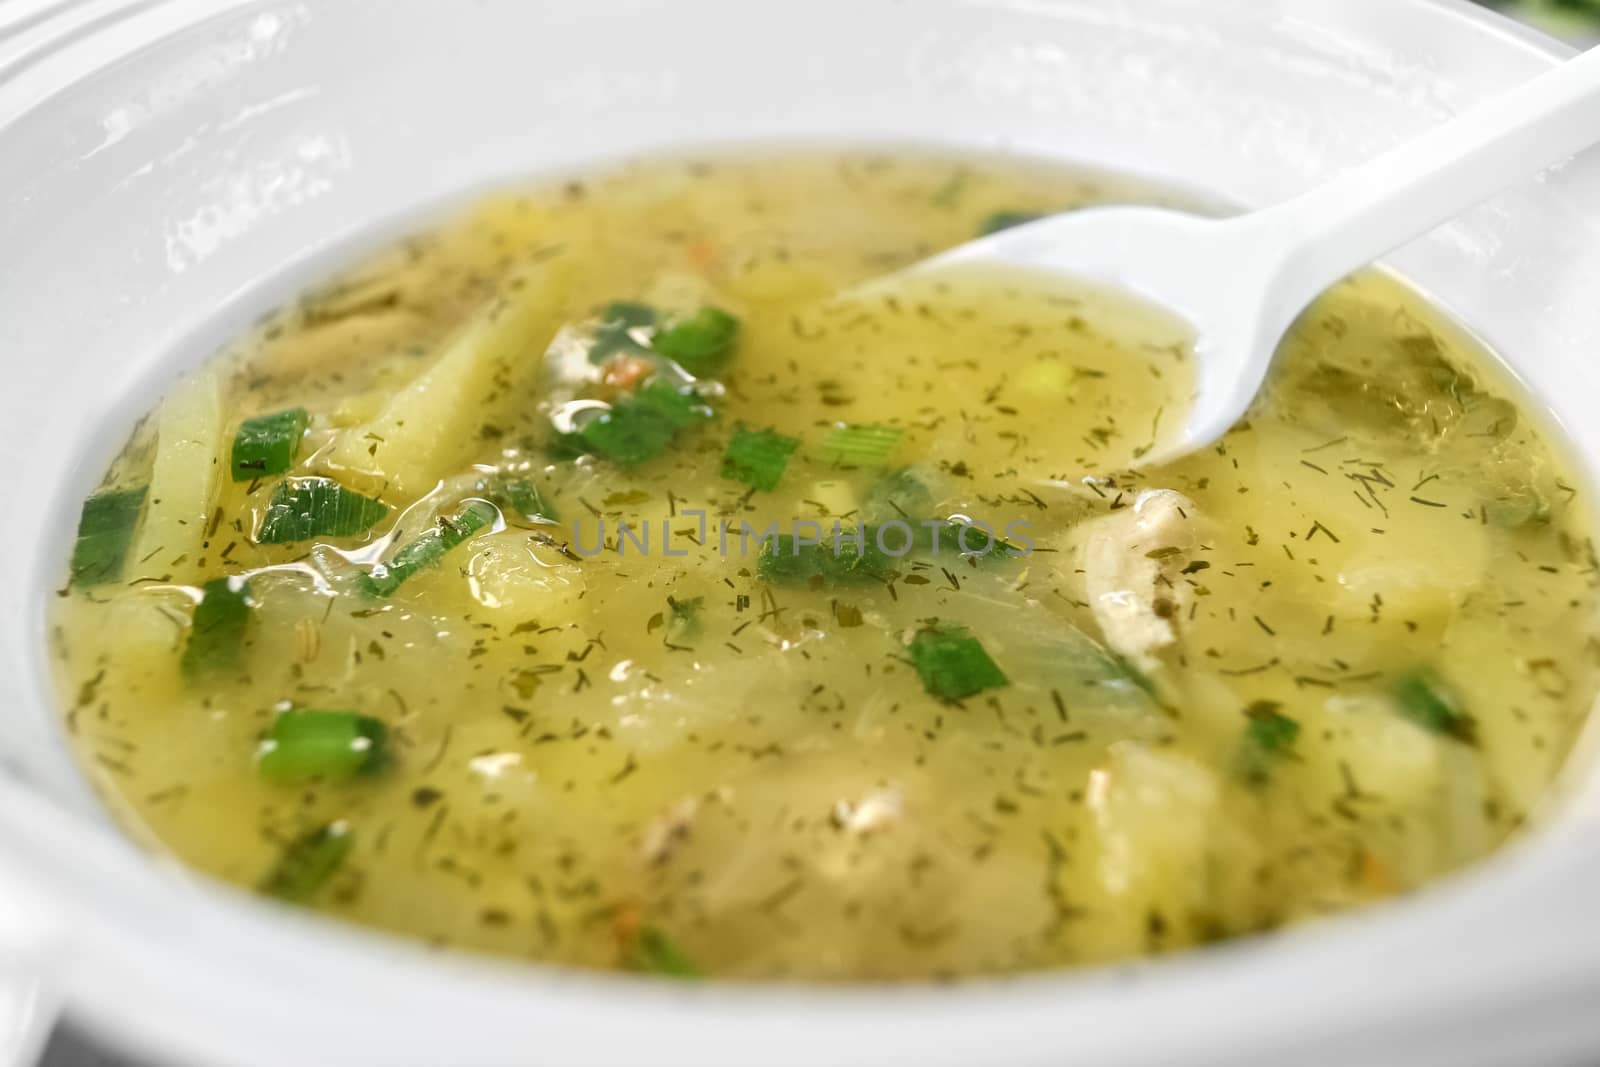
[3,1,1600,1065]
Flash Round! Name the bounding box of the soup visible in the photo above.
[51,152,1599,980]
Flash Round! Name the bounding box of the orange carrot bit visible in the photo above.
[602,355,657,392]
[613,901,643,950]
[685,238,720,273]
[1358,849,1397,895]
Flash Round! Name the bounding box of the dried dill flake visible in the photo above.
[909,625,1009,701]
[722,425,800,491]
[832,601,865,628]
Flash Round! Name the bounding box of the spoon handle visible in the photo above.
[1256,45,1600,298]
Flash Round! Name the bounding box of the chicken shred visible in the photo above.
[1070,489,1201,668]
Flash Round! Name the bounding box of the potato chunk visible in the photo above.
[327,255,572,497]
[1076,742,1258,956]
[129,367,225,584]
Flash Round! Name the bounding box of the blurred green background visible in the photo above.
[1483,0,1600,36]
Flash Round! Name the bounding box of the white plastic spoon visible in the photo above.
[913,46,1600,462]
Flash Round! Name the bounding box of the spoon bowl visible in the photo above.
[898,45,1600,462]
[915,205,1285,460]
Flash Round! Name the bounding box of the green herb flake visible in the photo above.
[259,822,353,904]
[181,577,252,678]
[1393,670,1478,745]
[819,423,904,467]
[230,407,309,481]
[579,409,676,467]
[575,381,716,467]
[635,380,715,429]
[633,926,701,979]
[652,307,740,377]
[722,425,800,492]
[70,486,148,587]
[257,477,389,545]
[1235,702,1300,785]
[909,625,1009,701]
[591,301,658,362]
[258,709,388,783]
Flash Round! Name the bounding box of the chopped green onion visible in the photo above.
[927,520,1027,561]
[574,380,716,467]
[1485,488,1550,529]
[756,531,895,585]
[980,210,1045,236]
[1235,702,1300,785]
[70,486,147,587]
[756,539,829,582]
[360,500,498,598]
[181,577,252,678]
[863,467,936,522]
[722,425,800,491]
[259,822,353,903]
[499,478,555,522]
[258,709,388,783]
[230,407,309,481]
[475,472,556,523]
[653,307,740,377]
[1393,670,1478,745]
[909,625,1009,701]
[591,301,658,362]
[633,926,701,978]
[257,477,389,545]
[818,424,903,467]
